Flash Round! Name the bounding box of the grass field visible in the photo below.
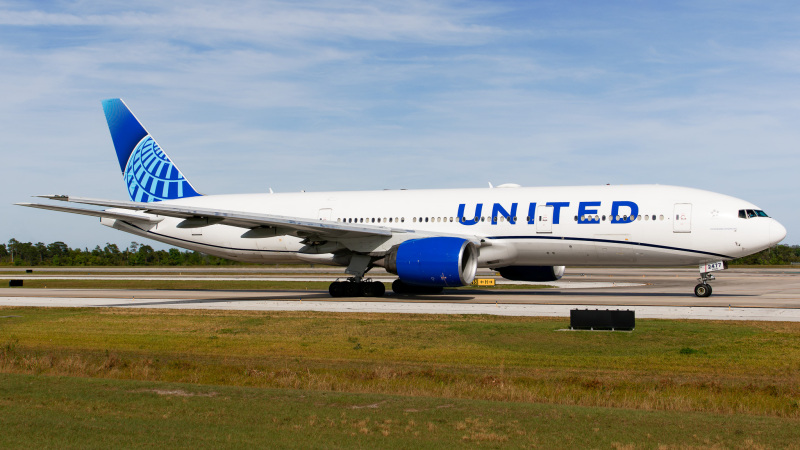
[2,307,799,447]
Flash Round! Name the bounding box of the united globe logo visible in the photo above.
[124,135,197,202]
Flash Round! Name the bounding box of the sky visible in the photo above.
[1,0,798,250]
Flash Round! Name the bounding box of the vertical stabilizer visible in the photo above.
[101,99,201,202]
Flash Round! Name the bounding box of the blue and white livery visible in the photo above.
[102,99,200,202]
[18,99,787,298]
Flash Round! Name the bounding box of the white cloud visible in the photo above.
[2,0,799,247]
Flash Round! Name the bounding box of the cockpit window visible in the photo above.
[739,209,770,219]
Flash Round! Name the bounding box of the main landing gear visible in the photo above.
[328,254,385,298]
[329,279,386,298]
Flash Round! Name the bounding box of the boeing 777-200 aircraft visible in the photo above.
[18,99,787,297]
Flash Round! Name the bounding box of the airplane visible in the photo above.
[17,99,787,298]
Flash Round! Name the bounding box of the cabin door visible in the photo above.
[673,203,692,233]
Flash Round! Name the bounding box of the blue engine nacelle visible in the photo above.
[384,237,478,287]
[495,265,565,282]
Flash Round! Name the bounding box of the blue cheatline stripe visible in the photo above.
[486,235,734,259]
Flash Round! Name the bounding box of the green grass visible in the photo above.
[2,307,799,447]
[2,373,799,449]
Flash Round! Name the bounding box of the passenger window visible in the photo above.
[652,215,656,221]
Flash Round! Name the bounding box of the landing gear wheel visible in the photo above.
[358,281,385,297]
[329,281,344,298]
[329,280,385,298]
[344,282,360,297]
[694,283,712,298]
[372,281,386,297]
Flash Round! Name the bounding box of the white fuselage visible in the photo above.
[102,184,785,269]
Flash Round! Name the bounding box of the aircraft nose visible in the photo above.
[770,220,787,245]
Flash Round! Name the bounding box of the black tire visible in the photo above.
[344,282,360,297]
[360,282,376,297]
[392,279,408,295]
[694,283,712,297]
[329,282,343,297]
[371,281,385,297]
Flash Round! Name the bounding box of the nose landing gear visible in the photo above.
[694,261,726,297]
[694,275,713,297]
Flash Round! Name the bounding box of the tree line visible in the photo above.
[1,238,798,267]
[1,239,246,266]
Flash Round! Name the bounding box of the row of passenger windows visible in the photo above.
[336,215,669,224]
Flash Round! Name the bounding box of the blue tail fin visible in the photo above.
[102,99,201,202]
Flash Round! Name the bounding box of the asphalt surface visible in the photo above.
[2,267,799,321]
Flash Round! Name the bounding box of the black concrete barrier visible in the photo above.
[9,280,24,287]
[570,309,634,331]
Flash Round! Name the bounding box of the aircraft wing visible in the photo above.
[16,202,164,224]
[23,195,399,241]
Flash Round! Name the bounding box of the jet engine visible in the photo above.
[384,237,478,287]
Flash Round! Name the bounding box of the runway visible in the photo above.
[2,267,799,321]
